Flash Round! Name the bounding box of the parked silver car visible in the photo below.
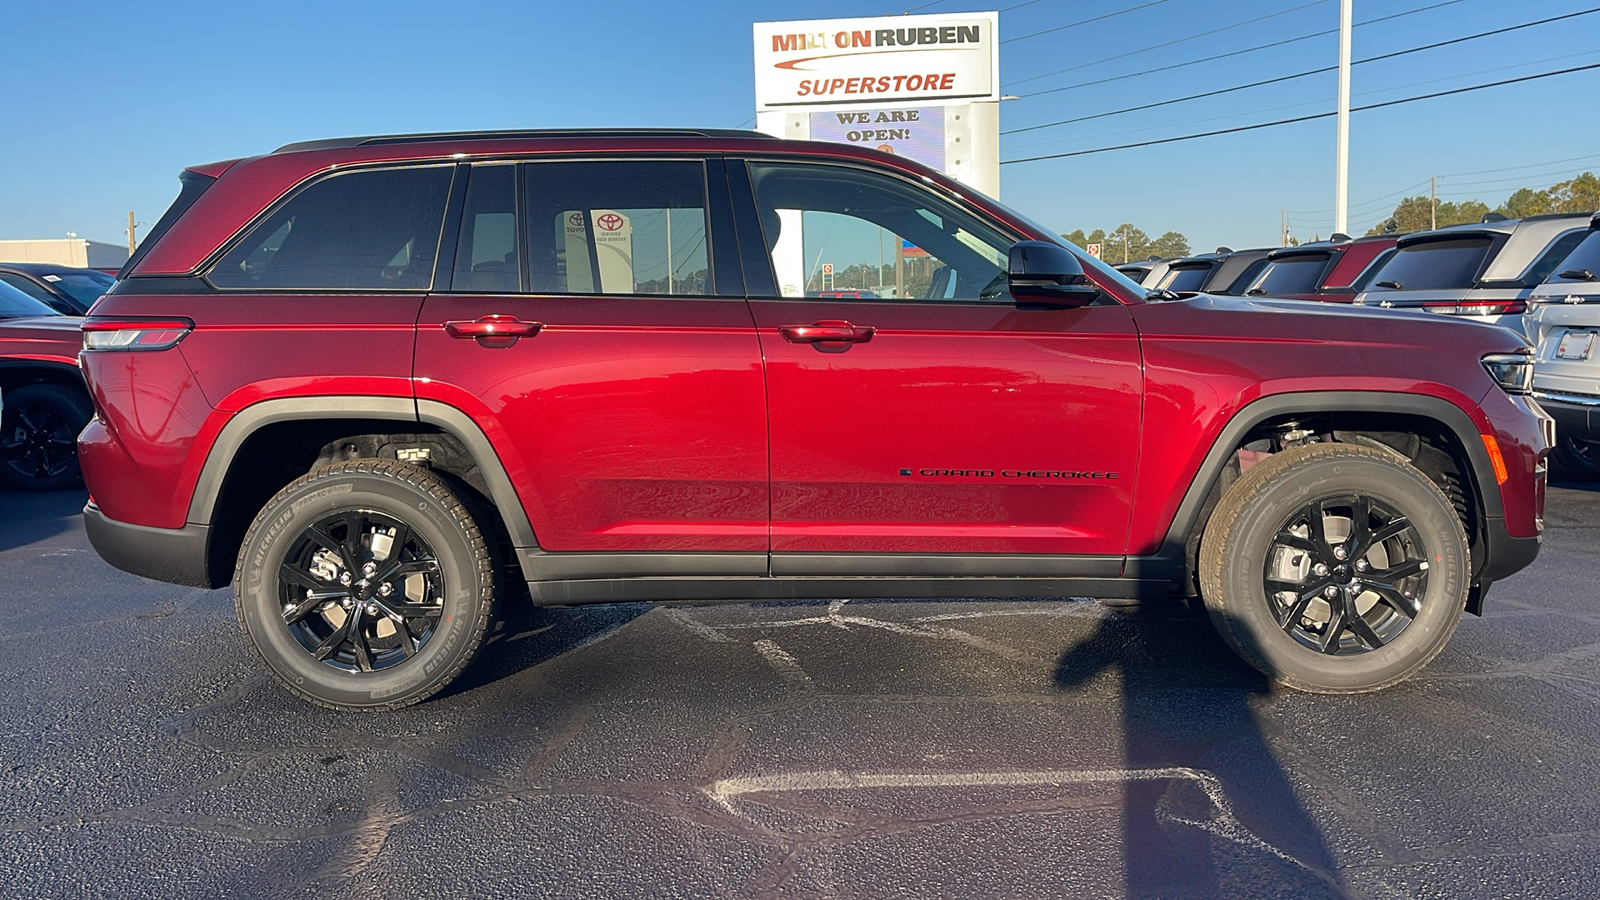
[1525,213,1600,479]
[1353,213,1593,336]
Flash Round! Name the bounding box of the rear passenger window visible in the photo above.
[524,161,713,296]
[209,165,452,290]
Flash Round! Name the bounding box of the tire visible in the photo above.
[1550,432,1600,482]
[0,383,92,491]
[1198,443,1469,693]
[234,459,497,711]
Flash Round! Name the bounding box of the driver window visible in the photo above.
[746,161,1010,302]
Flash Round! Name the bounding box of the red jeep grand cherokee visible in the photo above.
[80,129,1551,710]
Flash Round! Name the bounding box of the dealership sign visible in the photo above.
[753,12,999,110]
[808,106,946,171]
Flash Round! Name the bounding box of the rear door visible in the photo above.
[414,157,768,565]
[732,158,1142,572]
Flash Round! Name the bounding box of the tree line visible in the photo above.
[1368,172,1600,236]
[1061,224,1191,263]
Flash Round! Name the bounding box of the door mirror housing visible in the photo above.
[1008,241,1100,309]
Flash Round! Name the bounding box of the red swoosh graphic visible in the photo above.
[774,47,964,71]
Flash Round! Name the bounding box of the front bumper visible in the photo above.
[83,502,216,588]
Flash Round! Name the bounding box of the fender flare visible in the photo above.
[184,395,539,548]
[1131,390,1500,578]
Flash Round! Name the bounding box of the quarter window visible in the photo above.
[452,164,518,293]
[209,166,452,290]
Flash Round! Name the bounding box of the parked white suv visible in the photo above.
[1355,213,1593,338]
[1526,213,1600,479]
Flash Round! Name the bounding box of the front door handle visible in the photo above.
[778,320,876,352]
[444,315,542,348]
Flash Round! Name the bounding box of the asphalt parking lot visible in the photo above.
[2,484,1598,899]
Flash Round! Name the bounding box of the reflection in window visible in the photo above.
[748,162,1010,302]
[524,162,711,296]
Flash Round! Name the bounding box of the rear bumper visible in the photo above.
[1532,389,1600,442]
[83,502,216,588]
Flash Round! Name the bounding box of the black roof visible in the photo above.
[275,128,779,154]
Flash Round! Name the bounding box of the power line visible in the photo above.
[1004,7,1600,135]
[1439,152,1600,179]
[1004,48,1598,154]
[1002,0,1174,43]
[1005,0,1328,85]
[1007,0,1465,94]
[1001,61,1600,165]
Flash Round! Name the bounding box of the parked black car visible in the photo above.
[0,263,114,315]
[1156,247,1274,295]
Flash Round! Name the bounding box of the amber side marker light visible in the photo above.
[1481,433,1509,485]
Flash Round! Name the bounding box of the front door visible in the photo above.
[734,159,1142,570]
[415,158,768,563]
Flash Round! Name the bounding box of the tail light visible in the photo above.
[82,317,194,351]
[1422,300,1527,316]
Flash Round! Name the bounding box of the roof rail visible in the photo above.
[274,128,779,154]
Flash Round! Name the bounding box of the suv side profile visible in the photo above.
[81,130,1550,710]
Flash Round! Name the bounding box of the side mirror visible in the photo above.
[1008,241,1100,309]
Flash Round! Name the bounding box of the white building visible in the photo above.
[0,238,128,269]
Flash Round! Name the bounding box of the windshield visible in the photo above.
[1249,253,1330,295]
[1161,264,1213,293]
[983,196,1148,296]
[47,271,114,306]
[1543,230,1600,284]
[0,280,60,318]
[1367,237,1491,291]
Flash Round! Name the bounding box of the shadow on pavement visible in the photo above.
[1055,604,1343,898]
[438,597,652,700]
[0,487,87,554]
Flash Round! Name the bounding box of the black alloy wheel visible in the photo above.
[1199,442,1469,693]
[1263,495,1428,655]
[278,509,446,673]
[0,383,92,491]
[235,458,497,711]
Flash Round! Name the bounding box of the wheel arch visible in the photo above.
[0,358,87,393]
[1139,391,1500,593]
[187,396,538,589]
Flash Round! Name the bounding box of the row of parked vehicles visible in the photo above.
[1117,211,1600,479]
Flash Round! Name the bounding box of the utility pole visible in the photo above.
[1430,176,1437,231]
[1123,227,1129,264]
[127,211,137,256]
[1281,209,1288,247]
[1333,0,1353,236]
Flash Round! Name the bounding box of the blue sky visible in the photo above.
[4,0,1598,255]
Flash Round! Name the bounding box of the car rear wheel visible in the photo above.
[234,459,497,711]
[0,383,92,491]
[1198,443,1469,693]
[1550,432,1600,482]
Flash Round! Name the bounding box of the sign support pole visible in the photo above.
[1334,0,1352,236]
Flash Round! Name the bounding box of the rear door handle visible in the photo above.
[778,320,876,352]
[444,315,542,348]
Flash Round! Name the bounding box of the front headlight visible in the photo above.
[1481,351,1533,395]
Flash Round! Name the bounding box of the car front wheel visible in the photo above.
[234,459,497,711]
[1198,443,1469,693]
